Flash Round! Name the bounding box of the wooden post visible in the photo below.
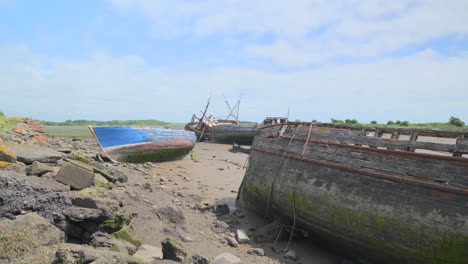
[407,132,418,152]
[453,135,465,157]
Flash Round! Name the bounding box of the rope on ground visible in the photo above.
[284,185,297,253]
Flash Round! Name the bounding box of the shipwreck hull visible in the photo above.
[210,124,257,145]
[239,124,468,263]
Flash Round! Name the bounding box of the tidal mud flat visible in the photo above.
[0,125,344,264]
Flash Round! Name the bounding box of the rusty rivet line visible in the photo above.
[251,147,468,196]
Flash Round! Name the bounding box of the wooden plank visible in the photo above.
[254,137,468,188]
[259,122,468,138]
[280,126,468,154]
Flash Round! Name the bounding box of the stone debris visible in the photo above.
[91,161,128,183]
[212,252,242,264]
[156,206,186,224]
[53,243,141,264]
[27,161,54,176]
[248,248,265,256]
[5,142,64,164]
[225,236,239,248]
[192,254,210,264]
[54,160,95,190]
[236,229,249,244]
[161,237,187,262]
[133,244,164,263]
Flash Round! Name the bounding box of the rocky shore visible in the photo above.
[0,123,342,264]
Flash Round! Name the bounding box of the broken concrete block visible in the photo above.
[54,160,94,190]
[236,229,250,244]
[5,142,64,164]
[212,252,242,264]
[27,161,54,176]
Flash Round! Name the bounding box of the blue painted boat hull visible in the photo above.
[89,126,197,163]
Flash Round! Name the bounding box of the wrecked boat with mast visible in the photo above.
[239,122,468,263]
[185,97,258,145]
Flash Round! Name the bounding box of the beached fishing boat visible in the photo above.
[239,122,468,263]
[185,98,258,145]
[89,126,196,163]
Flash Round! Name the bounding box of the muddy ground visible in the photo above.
[116,142,344,264]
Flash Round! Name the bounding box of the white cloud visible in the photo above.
[1,44,467,122]
[107,0,468,67]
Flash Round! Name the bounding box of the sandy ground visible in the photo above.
[114,142,343,264]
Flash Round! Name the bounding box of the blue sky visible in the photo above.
[1,0,467,123]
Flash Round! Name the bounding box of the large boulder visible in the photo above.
[55,160,95,190]
[0,171,71,221]
[5,142,64,164]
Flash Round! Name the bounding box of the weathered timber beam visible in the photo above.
[251,147,468,196]
[278,136,468,165]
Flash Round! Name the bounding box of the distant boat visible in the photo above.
[185,97,258,145]
[89,126,197,163]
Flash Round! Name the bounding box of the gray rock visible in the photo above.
[0,213,65,246]
[0,171,71,222]
[156,206,186,225]
[63,206,103,221]
[161,237,187,262]
[236,229,249,244]
[225,236,238,248]
[284,250,298,261]
[214,198,236,215]
[55,160,95,190]
[134,244,163,263]
[91,161,128,183]
[94,173,109,184]
[212,253,241,264]
[53,243,141,264]
[5,142,64,164]
[90,231,137,255]
[248,248,265,256]
[192,254,210,264]
[27,161,54,176]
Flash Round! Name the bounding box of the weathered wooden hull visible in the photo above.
[184,123,258,145]
[89,126,196,163]
[239,124,468,264]
[210,124,257,145]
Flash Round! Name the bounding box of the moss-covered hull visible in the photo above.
[239,124,468,264]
